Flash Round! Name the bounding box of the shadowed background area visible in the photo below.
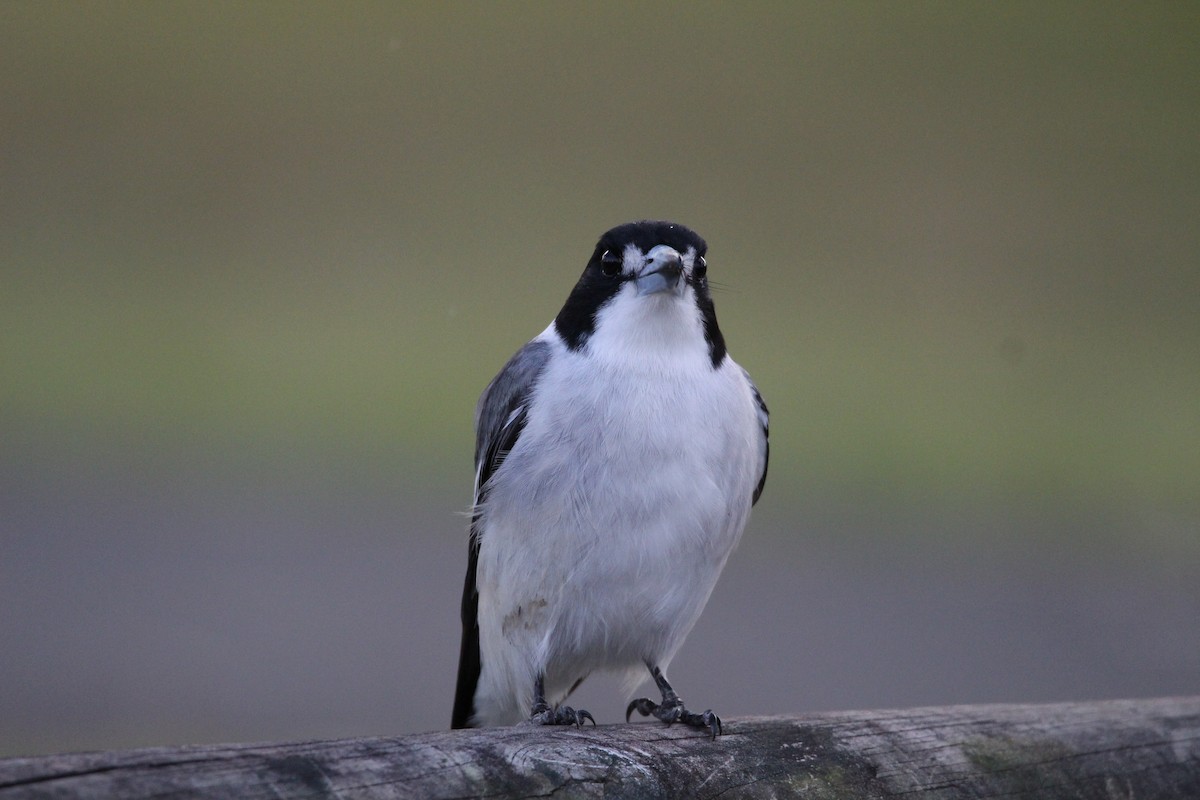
[1,3,1197,757]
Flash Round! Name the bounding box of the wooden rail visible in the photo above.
[1,697,1198,798]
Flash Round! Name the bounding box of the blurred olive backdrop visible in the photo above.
[2,3,1197,757]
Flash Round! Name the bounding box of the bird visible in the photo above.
[451,220,768,737]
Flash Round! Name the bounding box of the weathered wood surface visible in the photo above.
[1,697,1198,798]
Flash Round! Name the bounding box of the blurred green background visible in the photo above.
[2,3,1196,757]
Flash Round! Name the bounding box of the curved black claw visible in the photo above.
[531,702,595,728]
[625,697,655,722]
[625,698,723,739]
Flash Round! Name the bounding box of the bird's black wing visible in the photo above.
[451,339,552,729]
[747,373,770,506]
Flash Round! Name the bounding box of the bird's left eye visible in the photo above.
[694,256,708,278]
[600,250,622,277]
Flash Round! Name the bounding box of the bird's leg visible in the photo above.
[529,673,595,727]
[626,663,722,738]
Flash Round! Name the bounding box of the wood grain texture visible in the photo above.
[2,697,1198,798]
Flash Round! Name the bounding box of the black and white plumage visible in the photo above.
[451,221,769,736]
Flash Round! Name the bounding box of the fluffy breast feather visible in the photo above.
[471,329,761,721]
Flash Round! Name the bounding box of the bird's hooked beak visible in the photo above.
[635,245,686,297]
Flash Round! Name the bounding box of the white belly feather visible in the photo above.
[472,328,761,725]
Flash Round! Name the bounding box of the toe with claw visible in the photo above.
[531,701,595,728]
[625,663,723,738]
[626,696,722,738]
[528,674,595,728]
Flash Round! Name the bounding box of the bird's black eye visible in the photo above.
[693,255,708,279]
[600,250,622,278]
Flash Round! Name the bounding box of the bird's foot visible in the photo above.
[530,700,595,728]
[626,697,722,738]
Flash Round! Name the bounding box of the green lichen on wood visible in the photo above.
[962,734,1084,797]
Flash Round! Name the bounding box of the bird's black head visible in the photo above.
[553,220,726,367]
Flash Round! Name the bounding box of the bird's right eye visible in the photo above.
[600,250,622,277]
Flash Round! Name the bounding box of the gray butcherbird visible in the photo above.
[451,220,769,737]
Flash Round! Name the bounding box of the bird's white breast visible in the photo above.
[472,299,761,723]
